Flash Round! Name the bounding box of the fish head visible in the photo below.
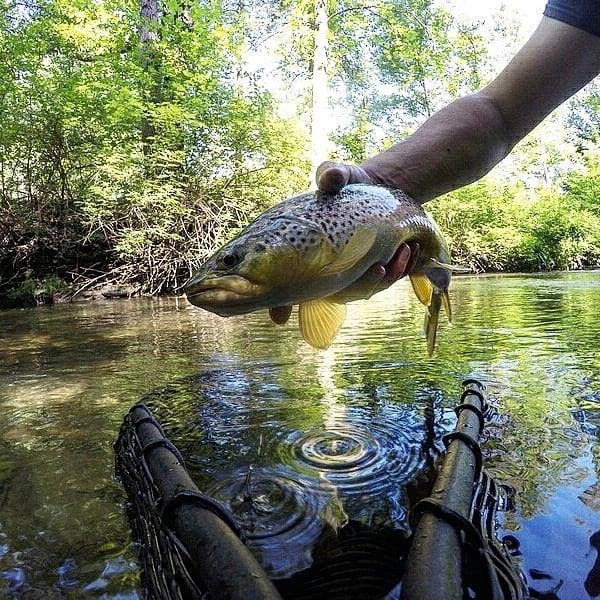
[184,217,333,315]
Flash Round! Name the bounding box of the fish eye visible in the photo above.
[220,252,240,268]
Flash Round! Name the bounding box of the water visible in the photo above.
[0,271,599,598]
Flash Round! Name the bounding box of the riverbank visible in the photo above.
[2,266,600,311]
[0,279,141,310]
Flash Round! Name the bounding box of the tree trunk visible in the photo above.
[140,0,159,151]
[310,0,329,179]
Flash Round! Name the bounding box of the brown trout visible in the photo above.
[184,184,462,354]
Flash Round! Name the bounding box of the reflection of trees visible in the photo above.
[1,271,599,592]
[574,380,600,514]
[318,275,600,519]
[187,273,600,522]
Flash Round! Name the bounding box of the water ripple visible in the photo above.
[207,468,345,578]
[275,404,427,528]
[295,430,379,471]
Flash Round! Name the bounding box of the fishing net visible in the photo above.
[467,470,529,599]
[115,407,207,600]
[114,398,527,599]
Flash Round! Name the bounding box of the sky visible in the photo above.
[255,0,549,101]
[265,0,551,119]
[445,0,546,38]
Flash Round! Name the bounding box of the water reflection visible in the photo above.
[279,404,424,523]
[209,467,345,578]
[0,272,598,596]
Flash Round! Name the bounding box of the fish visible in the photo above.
[184,183,464,354]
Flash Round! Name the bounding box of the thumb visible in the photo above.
[316,161,374,194]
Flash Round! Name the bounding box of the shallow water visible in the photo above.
[0,271,599,598]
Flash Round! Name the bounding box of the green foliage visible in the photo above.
[562,151,600,215]
[0,274,66,308]
[0,0,598,302]
[568,81,600,151]
[0,0,310,294]
[429,169,600,272]
[321,0,490,158]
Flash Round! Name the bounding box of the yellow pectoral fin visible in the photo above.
[298,298,346,349]
[409,273,433,307]
[320,227,376,276]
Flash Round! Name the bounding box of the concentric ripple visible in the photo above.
[298,431,379,470]
[279,404,426,508]
[207,468,346,578]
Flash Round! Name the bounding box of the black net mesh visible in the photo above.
[115,398,527,600]
[467,471,529,599]
[115,407,207,600]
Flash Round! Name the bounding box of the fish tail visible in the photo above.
[424,291,442,356]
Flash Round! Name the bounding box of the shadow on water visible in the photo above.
[0,272,599,596]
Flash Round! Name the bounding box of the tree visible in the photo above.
[567,81,600,152]
[310,0,329,174]
[0,0,311,298]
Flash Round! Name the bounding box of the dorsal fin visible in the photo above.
[298,298,346,349]
[320,227,376,276]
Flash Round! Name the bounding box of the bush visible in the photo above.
[429,174,600,272]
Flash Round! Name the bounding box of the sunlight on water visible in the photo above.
[0,272,599,597]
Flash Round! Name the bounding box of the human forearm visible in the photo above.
[318,18,600,203]
[318,92,512,203]
[359,93,511,204]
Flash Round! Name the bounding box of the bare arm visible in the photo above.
[318,17,600,203]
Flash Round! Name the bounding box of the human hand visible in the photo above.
[331,242,420,303]
[316,161,376,195]
[316,161,418,300]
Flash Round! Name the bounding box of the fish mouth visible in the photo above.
[184,274,266,313]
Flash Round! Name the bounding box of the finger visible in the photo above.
[316,161,374,194]
[347,263,386,295]
[363,263,388,298]
[334,263,386,302]
[384,243,412,283]
[316,162,349,194]
[406,242,421,274]
[364,263,386,285]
